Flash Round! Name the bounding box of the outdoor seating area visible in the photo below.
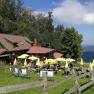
[9,53,77,78]
[1,55,94,94]
[9,53,94,80]
[0,35,94,94]
[0,0,94,93]
[11,67,31,78]
[5,53,94,82]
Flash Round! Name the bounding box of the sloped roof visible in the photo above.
[0,48,6,54]
[27,46,55,54]
[53,52,63,58]
[0,34,31,43]
[0,34,31,52]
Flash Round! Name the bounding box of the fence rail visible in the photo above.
[0,81,43,93]
[0,75,73,94]
[48,75,73,89]
[78,81,94,92]
[64,71,94,94]
[64,84,79,94]
[0,70,93,94]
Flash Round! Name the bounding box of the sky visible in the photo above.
[23,0,94,45]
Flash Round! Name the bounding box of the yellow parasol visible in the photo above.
[37,63,44,67]
[18,54,29,59]
[79,58,84,66]
[65,58,75,62]
[64,58,75,68]
[13,58,17,66]
[45,58,56,65]
[89,62,93,71]
[28,56,38,61]
[36,58,40,66]
[24,59,27,67]
[55,58,66,62]
[65,62,69,68]
[91,59,94,67]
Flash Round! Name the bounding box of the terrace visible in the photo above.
[0,56,94,94]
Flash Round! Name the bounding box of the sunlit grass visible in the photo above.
[0,63,64,86]
[0,62,92,94]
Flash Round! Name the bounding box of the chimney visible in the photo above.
[33,38,40,46]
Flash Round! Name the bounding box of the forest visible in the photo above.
[0,0,83,60]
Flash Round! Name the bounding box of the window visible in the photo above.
[13,42,18,47]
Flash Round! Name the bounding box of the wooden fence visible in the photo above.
[78,81,94,93]
[0,70,94,94]
[64,71,94,94]
[0,75,73,93]
[64,84,80,94]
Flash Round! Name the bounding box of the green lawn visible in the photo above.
[82,85,94,94]
[0,65,39,86]
[0,63,64,86]
[0,63,41,86]
[74,85,94,94]
[7,80,74,94]
[7,87,43,94]
[7,77,91,94]
[48,80,74,94]
[78,77,90,86]
[0,63,92,94]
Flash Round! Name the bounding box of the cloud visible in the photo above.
[32,11,47,17]
[83,13,94,24]
[52,0,94,24]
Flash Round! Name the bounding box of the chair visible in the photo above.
[47,71,54,77]
[40,71,54,77]
[40,71,47,77]
[20,68,27,76]
[13,68,19,76]
[9,67,12,71]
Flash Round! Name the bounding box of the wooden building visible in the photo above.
[27,38,63,59]
[0,34,32,63]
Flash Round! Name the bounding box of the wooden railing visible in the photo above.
[64,84,80,94]
[78,81,94,93]
[0,67,94,94]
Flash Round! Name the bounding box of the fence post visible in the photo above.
[72,69,81,94]
[43,71,48,94]
[72,69,79,85]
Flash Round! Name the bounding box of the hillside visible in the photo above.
[83,45,94,52]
